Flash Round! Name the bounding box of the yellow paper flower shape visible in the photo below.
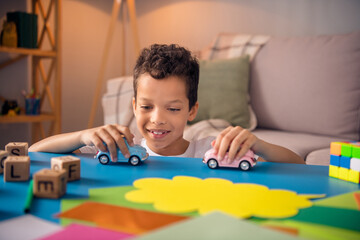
[125,176,316,219]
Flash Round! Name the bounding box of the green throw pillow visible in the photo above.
[191,55,251,128]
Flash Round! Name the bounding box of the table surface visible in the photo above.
[1,152,359,223]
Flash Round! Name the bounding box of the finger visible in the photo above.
[117,137,130,160]
[90,132,107,152]
[97,127,118,162]
[105,125,129,161]
[218,127,242,162]
[213,126,232,154]
[106,125,128,149]
[116,126,135,146]
[228,128,249,161]
[110,126,132,158]
[235,135,257,160]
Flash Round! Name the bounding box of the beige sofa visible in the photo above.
[102,32,360,165]
[249,31,360,165]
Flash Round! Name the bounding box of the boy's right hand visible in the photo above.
[79,124,134,162]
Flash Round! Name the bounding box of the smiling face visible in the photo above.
[133,73,198,156]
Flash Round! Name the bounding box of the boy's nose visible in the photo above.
[150,109,166,125]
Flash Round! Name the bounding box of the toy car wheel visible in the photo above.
[207,158,218,169]
[98,154,110,165]
[129,155,140,166]
[239,160,251,171]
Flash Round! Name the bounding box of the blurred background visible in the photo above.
[1,0,360,148]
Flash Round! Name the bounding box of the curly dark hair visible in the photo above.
[133,44,199,109]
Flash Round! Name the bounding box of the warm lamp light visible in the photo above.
[88,0,139,128]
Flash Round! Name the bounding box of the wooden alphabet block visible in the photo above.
[33,168,67,199]
[5,142,28,156]
[0,150,9,174]
[3,156,30,181]
[51,155,80,181]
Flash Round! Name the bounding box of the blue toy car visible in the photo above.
[95,140,148,166]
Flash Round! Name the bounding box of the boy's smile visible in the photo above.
[133,73,198,156]
[147,129,170,139]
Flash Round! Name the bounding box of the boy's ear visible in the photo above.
[132,97,136,116]
[187,102,199,121]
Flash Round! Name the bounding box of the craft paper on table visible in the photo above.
[263,220,360,240]
[39,223,133,240]
[263,225,299,236]
[353,192,360,210]
[88,185,196,216]
[288,205,360,232]
[60,186,195,226]
[0,215,62,240]
[125,176,318,218]
[260,190,360,240]
[58,201,188,234]
[313,190,360,210]
[134,212,302,240]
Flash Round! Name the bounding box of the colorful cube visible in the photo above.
[330,142,342,156]
[341,144,353,157]
[340,156,351,169]
[329,142,360,184]
[350,158,360,171]
[352,145,360,159]
[329,165,339,178]
[348,169,360,184]
[330,155,340,166]
[339,167,349,181]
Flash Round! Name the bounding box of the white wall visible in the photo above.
[1,0,360,147]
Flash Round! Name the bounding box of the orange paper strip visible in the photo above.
[264,225,299,236]
[354,193,360,210]
[57,201,188,234]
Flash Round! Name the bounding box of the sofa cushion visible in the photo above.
[199,33,270,130]
[250,32,360,140]
[192,56,252,129]
[305,148,330,166]
[252,129,350,163]
[102,76,142,140]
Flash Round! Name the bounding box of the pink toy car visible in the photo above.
[203,148,257,171]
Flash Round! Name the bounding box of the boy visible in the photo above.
[29,44,304,164]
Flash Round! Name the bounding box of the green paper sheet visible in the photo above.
[263,220,360,240]
[313,191,360,210]
[288,206,360,232]
[135,212,302,240]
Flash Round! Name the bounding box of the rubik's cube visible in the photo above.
[329,142,360,184]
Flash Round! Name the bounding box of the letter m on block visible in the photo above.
[38,181,54,192]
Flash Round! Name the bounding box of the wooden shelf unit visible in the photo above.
[0,46,56,57]
[0,113,56,123]
[0,0,62,143]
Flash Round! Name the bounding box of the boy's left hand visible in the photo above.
[212,126,258,163]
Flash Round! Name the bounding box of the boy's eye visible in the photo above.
[168,108,181,112]
[140,105,152,110]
